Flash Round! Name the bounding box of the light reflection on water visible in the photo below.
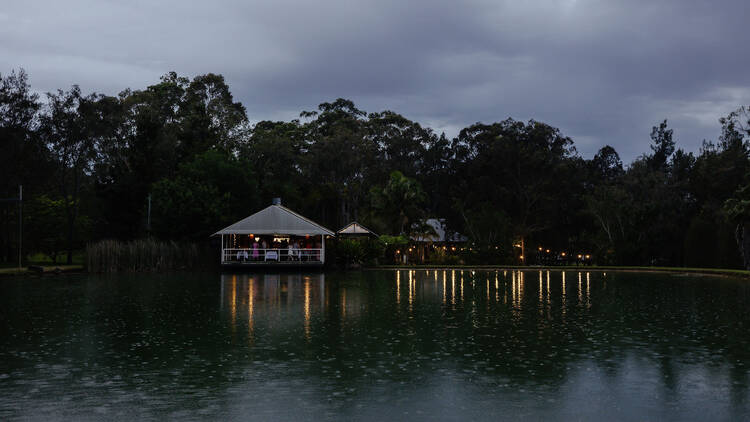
[1,270,750,421]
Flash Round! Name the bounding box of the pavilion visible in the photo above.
[213,199,335,266]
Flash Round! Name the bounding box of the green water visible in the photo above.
[1,270,749,421]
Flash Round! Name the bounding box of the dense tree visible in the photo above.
[3,68,750,269]
[301,99,378,228]
[451,119,578,261]
[369,171,427,235]
[150,150,259,240]
[721,107,750,269]
[38,86,99,263]
[649,119,675,170]
[241,120,304,208]
[589,145,624,182]
[0,69,48,263]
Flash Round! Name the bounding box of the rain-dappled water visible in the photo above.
[1,269,750,421]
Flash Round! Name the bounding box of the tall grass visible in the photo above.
[87,239,214,273]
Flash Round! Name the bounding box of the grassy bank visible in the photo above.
[372,265,750,278]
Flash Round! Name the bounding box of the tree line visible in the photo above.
[2,68,750,268]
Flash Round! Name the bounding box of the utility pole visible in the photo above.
[18,185,22,270]
[147,194,151,235]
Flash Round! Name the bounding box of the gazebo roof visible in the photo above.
[337,221,377,236]
[213,204,335,236]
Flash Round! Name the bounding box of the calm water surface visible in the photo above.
[1,270,750,421]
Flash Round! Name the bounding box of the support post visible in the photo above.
[321,235,326,264]
[220,234,224,264]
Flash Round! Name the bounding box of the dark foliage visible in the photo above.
[2,68,750,268]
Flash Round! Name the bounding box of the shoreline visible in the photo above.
[369,265,750,278]
[2,264,748,279]
[0,265,84,277]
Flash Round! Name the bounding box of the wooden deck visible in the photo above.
[221,260,324,269]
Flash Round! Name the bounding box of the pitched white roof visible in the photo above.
[337,222,377,235]
[213,205,335,236]
[411,218,468,242]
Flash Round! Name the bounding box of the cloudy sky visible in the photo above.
[2,0,748,161]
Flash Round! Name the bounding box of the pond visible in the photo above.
[1,269,749,420]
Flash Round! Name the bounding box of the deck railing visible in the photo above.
[222,248,323,263]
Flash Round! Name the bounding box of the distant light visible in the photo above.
[538,247,543,251]
[546,249,550,253]
[577,254,582,259]
[585,254,590,259]
[561,252,566,257]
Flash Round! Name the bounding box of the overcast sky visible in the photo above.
[2,0,748,161]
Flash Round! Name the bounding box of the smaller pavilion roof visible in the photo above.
[337,222,377,236]
[213,204,335,236]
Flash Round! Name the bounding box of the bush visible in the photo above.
[335,237,386,267]
[336,238,366,267]
[379,235,409,264]
[426,248,462,265]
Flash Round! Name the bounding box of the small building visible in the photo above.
[213,199,335,266]
[337,222,377,238]
[409,218,468,263]
[411,218,467,244]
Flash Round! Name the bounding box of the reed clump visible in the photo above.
[87,239,213,273]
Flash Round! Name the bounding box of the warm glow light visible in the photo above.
[561,252,566,257]
[396,271,401,304]
[577,254,582,259]
[546,249,550,253]
[538,247,543,251]
[519,255,524,260]
[585,254,590,259]
[304,279,311,340]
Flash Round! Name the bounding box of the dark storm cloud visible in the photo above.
[2,0,749,160]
